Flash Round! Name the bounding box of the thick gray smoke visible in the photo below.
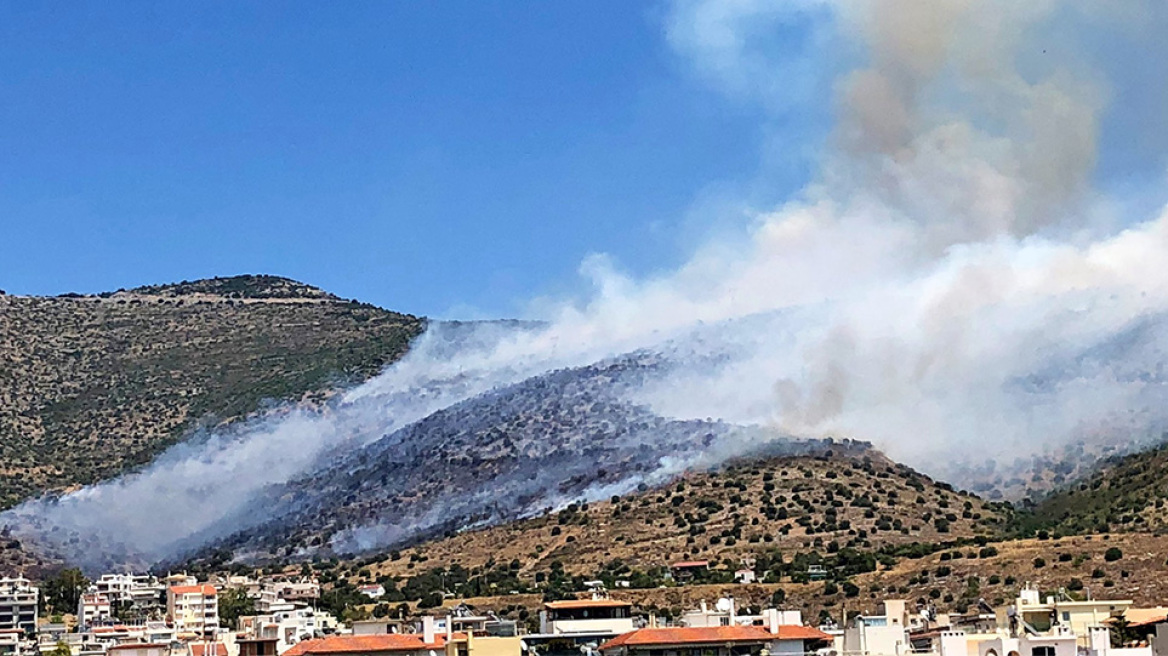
[6,0,1168,569]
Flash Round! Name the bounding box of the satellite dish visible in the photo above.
[715,598,732,613]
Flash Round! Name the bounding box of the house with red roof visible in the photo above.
[598,621,832,656]
[283,633,458,656]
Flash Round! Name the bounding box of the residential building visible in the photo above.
[107,644,174,656]
[668,562,709,582]
[979,625,1079,656]
[1087,626,1153,656]
[599,620,832,656]
[284,634,455,656]
[0,577,36,635]
[539,599,635,636]
[681,602,803,630]
[0,629,26,656]
[284,618,519,656]
[168,585,219,640]
[237,638,279,656]
[270,580,319,603]
[237,605,319,653]
[78,593,113,630]
[350,620,404,636]
[164,575,200,590]
[188,643,229,656]
[94,575,163,604]
[284,617,463,656]
[358,585,385,600]
[528,598,638,656]
[91,574,167,622]
[1011,585,1133,645]
[843,600,912,656]
[142,621,178,644]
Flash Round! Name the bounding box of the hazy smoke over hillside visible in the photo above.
[7,0,1168,569]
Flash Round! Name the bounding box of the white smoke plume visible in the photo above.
[6,0,1168,569]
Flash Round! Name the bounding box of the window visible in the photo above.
[1062,612,1070,621]
[720,617,730,626]
[1032,646,1055,656]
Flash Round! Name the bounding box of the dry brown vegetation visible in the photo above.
[0,275,422,508]
[421,533,1168,627]
[367,448,1008,581]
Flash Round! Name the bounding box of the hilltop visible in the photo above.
[0,275,423,508]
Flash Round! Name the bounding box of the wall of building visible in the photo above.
[542,618,635,635]
[467,636,522,656]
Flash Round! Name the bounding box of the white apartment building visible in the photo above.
[94,575,160,603]
[539,598,636,636]
[77,593,113,630]
[270,580,319,602]
[92,574,167,620]
[0,578,37,635]
[843,599,912,656]
[680,599,804,629]
[168,585,219,640]
[238,606,318,654]
[0,628,26,656]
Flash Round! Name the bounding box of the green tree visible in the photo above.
[217,588,256,629]
[418,591,444,609]
[42,568,89,614]
[47,642,72,656]
[1104,547,1123,562]
[771,588,787,606]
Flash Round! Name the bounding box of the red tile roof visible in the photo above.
[1113,608,1168,629]
[773,625,834,642]
[189,644,229,656]
[170,585,217,595]
[545,599,632,610]
[599,625,832,651]
[284,633,464,656]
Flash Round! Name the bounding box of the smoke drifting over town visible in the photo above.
[7,0,1168,569]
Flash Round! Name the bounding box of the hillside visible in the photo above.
[0,275,423,508]
[230,445,1011,618]
[1019,442,1168,535]
[214,445,1013,624]
[356,446,1009,580]
[191,351,742,564]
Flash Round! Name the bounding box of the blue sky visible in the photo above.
[5,3,1165,319]
[0,2,829,317]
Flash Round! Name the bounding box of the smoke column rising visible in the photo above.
[6,0,1168,567]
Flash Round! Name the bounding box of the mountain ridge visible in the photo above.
[0,275,424,508]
